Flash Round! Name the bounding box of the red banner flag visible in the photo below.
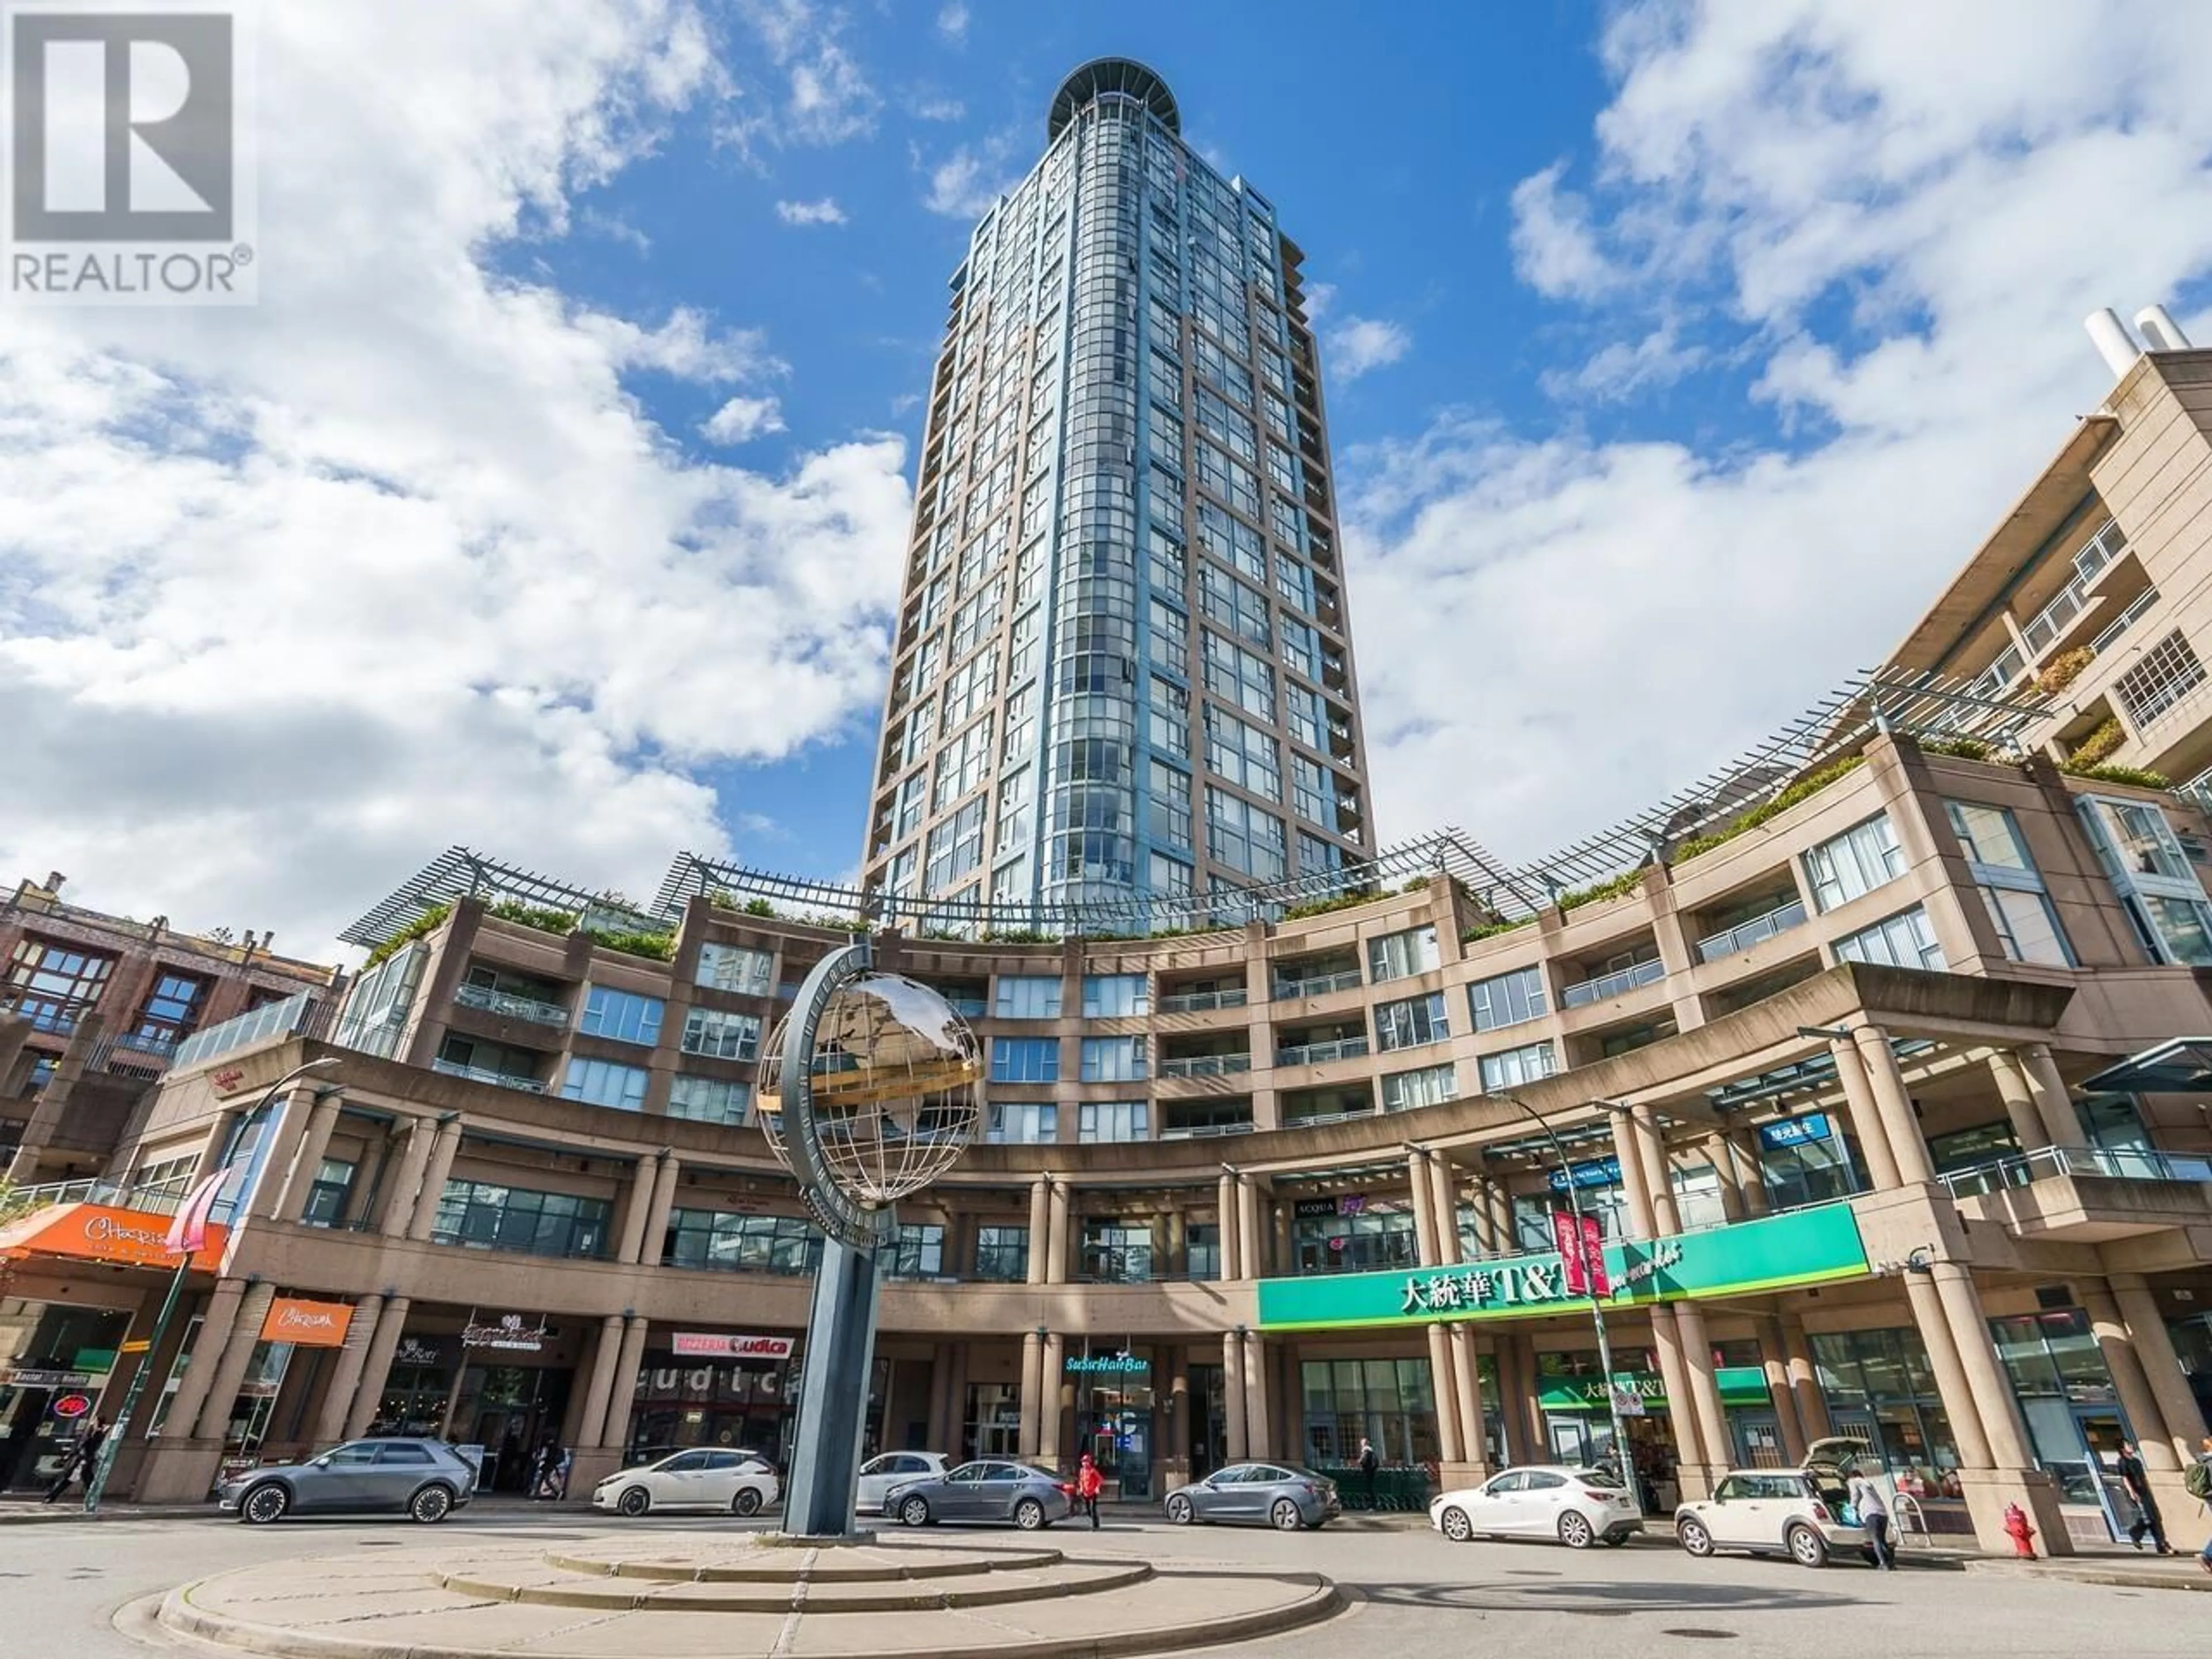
[1551,1210,1585,1294]
[1581,1214,1610,1297]
[165,1168,230,1257]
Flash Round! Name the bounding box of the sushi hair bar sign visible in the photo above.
[1257,1205,1871,1332]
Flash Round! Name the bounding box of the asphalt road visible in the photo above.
[0,1506,2183,1659]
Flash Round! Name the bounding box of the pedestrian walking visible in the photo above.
[2190,1435,2212,1576]
[42,1415,108,1504]
[1357,1437,1378,1509]
[2116,1441,2171,1553]
[533,1439,566,1500]
[1076,1451,1103,1530]
[1847,1464,1894,1571]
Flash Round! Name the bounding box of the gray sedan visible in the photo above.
[217,1438,476,1525]
[1162,1462,1340,1531]
[887,1459,1074,1530]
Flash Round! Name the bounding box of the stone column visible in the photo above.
[1040,1333,1065,1464]
[271,1091,342,1221]
[1673,1300,1735,1482]
[1755,1318,1808,1464]
[1161,1204,1187,1279]
[377,1119,437,1236]
[1903,1273,1994,1471]
[597,1316,652,1452]
[1705,1131,1745,1224]
[2019,1044,2083,1147]
[2111,1273,2209,1462]
[1986,1051,2053,1153]
[1242,1333,1271,1459]
[1851,1026,1935,1184]
[1495,1334,1538,1467]
[1931,1263,2073,1554]
[1018,1330,1044,1458]
[187,1282,276,1441]
[308,1293,382,1446]
[1449,1324,1487,1474]
[1429,1156,1463,1264]
[159,1279,247,1440]
[1647,1306,1710,1494]
[1733,1134,1772,1217]
[925,1342,955,1455]
[638,1153,681,1267]
[1426,1323,1464,1463]
[615,1156,659,1263]
[1610,1111,1660,1238]
[2078,1280,2175,1471]
[943,1345,969,1460]
[1777,1314,1832,1441]
[1461,1176,1495,1255]
[1222,1331,1249,1461]
[1828,1037,1903,1190]
[1166,1353,1191,1487]
[1408,1150,1440,1266]
[344,1296,412,1438]
[1029,1177,1053,1285]
[1046,1180,1070,1285]
[1236,1174,1266,1280]
[405,1118,464,1241]
[1633,1108,1681,1232]
[575,1315,627,1452]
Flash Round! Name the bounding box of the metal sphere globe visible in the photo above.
[756,971,983,1207]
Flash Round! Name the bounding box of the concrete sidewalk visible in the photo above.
[1964,1551,2212,1592]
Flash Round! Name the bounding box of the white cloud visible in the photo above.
[1358,0,2212,869]
[935,2,969,44]
[918,130,1022,219]
[0,1,911,957]
[776,195,847,225]
[702,396,787,443]
[718,0,880,157]
[1327,317,1412,382]
[915,97,965,123]
[1539,324,1706,403]
[1301,281,1336,322]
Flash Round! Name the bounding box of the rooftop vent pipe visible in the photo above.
[2085,308,2141,377]
[2135,305,2194,353]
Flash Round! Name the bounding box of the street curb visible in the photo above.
[0,1504,208,1525]
[1961,1558,2212,1592]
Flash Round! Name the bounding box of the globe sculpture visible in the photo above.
[753,939,982,1535]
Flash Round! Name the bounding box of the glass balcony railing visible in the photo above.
[453,982,570,1027]
[1274,968,1362,999]
[1160,1122,1257,1140]
[1282,1104,1376,1129]
[1560,957,1667,1009]
[1940,1143,2212,1198]
[1275,1035,1369,1067]
[430,1058,549,1094]
[1160,1054,1253,1078]
[1696,900,1810,963]
[1160,986,1249,1013]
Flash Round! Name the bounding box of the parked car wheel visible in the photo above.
[1677,1517,1715,1558]
[1165,1494,1194,1525]
[732,1488,763,1517]
[1013,1498,1047,1531]
[1558,1510,1596,1550]
[617,1486,652,1518]
[1786,1524,1828,1569]
[1438,1506,1473,1543]
[1270,1498,1303,1532]
[240,1483,290,1525]
[410,1483,455,1525]
[900,1495,932,1528]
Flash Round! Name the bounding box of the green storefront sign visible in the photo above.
[1536,1366,1772,1414]
[1257,1204,1869,1332]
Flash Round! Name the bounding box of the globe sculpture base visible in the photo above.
[781,1236,883,1539]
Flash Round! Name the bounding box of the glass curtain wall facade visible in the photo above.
[864,59,1372,921]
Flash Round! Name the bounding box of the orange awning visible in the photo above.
[0,1203,228,1271]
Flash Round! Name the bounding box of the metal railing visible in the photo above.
[1940,1143,2212,1198]
[1160,1053,1253,1078]
[1274,968,1362,999]
[1275,1035,1369,1067]
[1160,1121,1257,1140]
[3,1175,193,1215]
[1560,957,1667,1008]
[172,992,332,1070]
[1159,987,1248,1013]
[429,1058,550,1094]
[1696,900,1810,963]
[452,982,571,1027]
[1282,1104,1377,1128]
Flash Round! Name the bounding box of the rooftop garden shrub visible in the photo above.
[2059,760,2171,790]
[487,899,579,935]
[584,926,676,961]
[1283,889,1379,921]
[1556,869,1647,912]
[2066,717,2124,770]
[1918,736,1994,760]
[1669,753,1869,866]
[2037,646,2096,694]
[365,902,453,967]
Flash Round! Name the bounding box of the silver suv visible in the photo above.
[218,1437,476,1525]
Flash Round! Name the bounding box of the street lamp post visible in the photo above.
[1494,1093,1635,1501]
[81,1056,341,1514]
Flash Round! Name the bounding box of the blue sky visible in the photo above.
[6,1,2212,955]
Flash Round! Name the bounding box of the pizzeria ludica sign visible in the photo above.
[1256,1205,1870,1332]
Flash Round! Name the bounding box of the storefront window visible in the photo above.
[1759,1119,1862,1211]
[1292,1202,1417,1275]
[1185,1223,1220,1281]
[1079,1219,1154,1282]
[630,1352,794,1468]
[1073,1363,1157,1500]
[1990,1308,2128,1518]
[663,1209,821,1275]
[886,1224,945,1279]
[966,1382,1021,1459]
[973,1225,1029,1282]
[1927,1122,2020,1176]
[1299,1358,1437,1468]
[1809,1327,1959,1492]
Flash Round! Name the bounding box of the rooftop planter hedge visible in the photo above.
[2059,760,2172,789]
[1670,753,1869,866]
[2066,717,2125,770]
[1283,888,1381,921]
[364,902,453,968]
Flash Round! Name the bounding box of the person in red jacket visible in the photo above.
[1076,1452,1104,1529]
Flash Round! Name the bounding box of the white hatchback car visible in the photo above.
[856,1451,951,1514]
[592,1448,781,1517]
[1429,1465,1643,1549]
[1674,1469,1867,1567]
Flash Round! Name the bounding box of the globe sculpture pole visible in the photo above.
[758,934,982,1539]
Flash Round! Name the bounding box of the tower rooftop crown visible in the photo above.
[1047,58,1179,142]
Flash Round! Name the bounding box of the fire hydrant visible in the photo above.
[2002,1501,2037,1559]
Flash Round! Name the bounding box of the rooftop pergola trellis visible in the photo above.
[341,665,2055,951]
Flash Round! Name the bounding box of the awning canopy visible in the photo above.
[2079,1038,2212,1094]
[0,1202,226,1270]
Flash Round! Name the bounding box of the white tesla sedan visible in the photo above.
[1429,1465,1643,1549]
[592,1448,781,1517]
[855,1451,951,1514]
